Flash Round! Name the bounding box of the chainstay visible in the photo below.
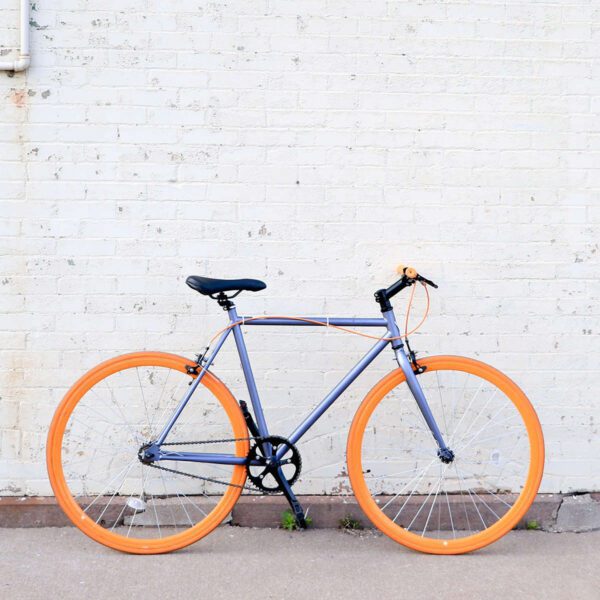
[145,462,270,493]
[148,436,276,494]
[160,437,258,446]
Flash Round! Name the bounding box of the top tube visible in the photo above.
[239,317,388,327]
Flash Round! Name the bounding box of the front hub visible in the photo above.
[437,447,455,464]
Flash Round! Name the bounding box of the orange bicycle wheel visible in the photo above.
[347,356,544,554]
[47,352,249,554]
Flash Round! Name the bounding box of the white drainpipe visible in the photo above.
[0,0,30,72]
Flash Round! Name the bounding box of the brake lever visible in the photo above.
[416,274,438,289]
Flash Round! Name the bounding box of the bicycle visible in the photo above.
[47,266,544,555]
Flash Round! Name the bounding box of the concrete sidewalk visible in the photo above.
[0,528,598,600]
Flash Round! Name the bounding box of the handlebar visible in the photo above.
[386,265,438,298]
[416,274,438,289]
[374,265,438,311]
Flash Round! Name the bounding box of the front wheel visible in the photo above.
[347,356,544,554]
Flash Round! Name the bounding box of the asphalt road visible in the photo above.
[1,527,598,600]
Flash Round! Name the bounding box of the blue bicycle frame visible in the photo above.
[153,303,450,466]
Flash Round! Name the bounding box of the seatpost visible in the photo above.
[216,292,235,311]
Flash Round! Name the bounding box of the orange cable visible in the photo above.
[404,282,417,338]
[404,282,430,338]
[208,282,430,346]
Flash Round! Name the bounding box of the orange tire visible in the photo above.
[347,355,544,554]
[47,352,249,554]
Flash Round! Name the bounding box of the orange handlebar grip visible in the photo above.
[396,264,418,279]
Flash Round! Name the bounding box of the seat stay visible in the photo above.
[154,326,233,446]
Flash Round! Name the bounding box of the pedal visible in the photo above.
[289,498,307,529]
[273,465,308,529]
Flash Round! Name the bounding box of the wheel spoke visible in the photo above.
[148,369,177,440]
[102,380,142,445]
[83,457,138,514]
[445,491,456,539]
[135,367,152,432]
[405,465,447,532]
[456,466,488,530]
[380,457,437,511]
[454,408,515,454]
[391,459,437,522]
[157,469,180,536]
[420,466,447,536]
[447,379,484,446]
[435,371,450,437]
[451,389,498,448]
[180,492,211,518]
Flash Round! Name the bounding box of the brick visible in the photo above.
[1,0,599,500]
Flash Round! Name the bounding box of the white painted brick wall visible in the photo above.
[1,1,599,496]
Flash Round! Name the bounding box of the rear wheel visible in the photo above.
[347,356,544,554]
[47,352,249,554]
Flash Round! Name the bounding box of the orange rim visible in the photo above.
[347,355,545,555]
[47,352,249,554]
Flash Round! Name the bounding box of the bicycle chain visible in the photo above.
[146,437,278,494]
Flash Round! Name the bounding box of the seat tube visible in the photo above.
[228,305,270,438]
[383,308,450,451]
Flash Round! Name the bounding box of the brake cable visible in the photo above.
[205,281,431,347]
[403,282,430,374]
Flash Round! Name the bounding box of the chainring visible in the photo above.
[246,435,302,493]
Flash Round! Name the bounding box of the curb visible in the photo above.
[2,494,599,531]
[230,493,564,530]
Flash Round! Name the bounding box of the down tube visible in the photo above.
[283,337,390,455]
